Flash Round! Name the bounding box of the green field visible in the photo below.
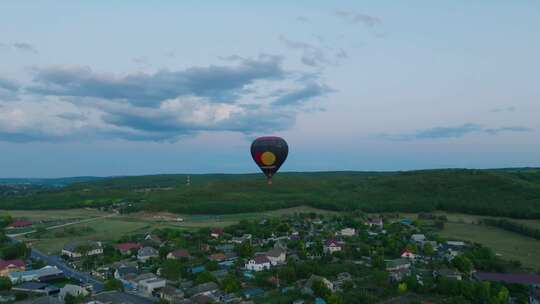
[439,222,540,270]
[24,218,152,254]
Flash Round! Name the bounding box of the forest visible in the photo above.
[1,168,540,219]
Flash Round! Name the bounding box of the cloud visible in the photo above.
[0,77,21,100]
[378,123,532,141]
[334,10,381,27]
[279,36,347,67]
[11,42,38,54]
[28,55,285,106]
[272,82,333,107]
[296,16,309,23]
[490,106,516,113]
[0,55,332,142]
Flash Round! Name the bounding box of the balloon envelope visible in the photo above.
[251,136,288,183]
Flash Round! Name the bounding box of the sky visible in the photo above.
[1,1,539,177]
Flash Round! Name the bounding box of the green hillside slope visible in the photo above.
[1,169,540,218]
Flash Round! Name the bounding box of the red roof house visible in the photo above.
[115,243,143,254]
[0,259,25,275]
[167,249,190,260]
[9,219,32,228]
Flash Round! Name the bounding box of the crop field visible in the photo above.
[438,222,540,270]
[22,218,152,254]
[1,208,108,222]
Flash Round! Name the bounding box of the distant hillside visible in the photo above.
[0,176,104,187]
[1,169,540,219]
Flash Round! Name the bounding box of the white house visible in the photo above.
[338,228,356,237]
[138,277,166,295]
[62,241,103,258]
[265,248,286,266]
[245,255,271,272]
[324,239,342,254]
[59,284,89,301]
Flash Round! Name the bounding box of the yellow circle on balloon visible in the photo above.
[261,151,276,166]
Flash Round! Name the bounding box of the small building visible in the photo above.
[62,240,103,258]
[188,282,219,297]
[323,239,342,254]
[400,249,416,259]
[89,290,154,304]
[137,247,159,262]
[210,228,224,238]
[338,228,356,237]
[138,276,166,295]
[385,259,411,272]
[436,269,463,281]
[208,253,226,262]
[365,218,383,228]
[245,255,271,272]
[265,248,286,266]
[115,243,143,255]
[242,288,264,299]
[8,266,63,284]
[0,259,26,276]
[410,234,426,243]
[9,219,32,228]
[160,286,184,303]
[144,234,163,246]
[231,234,252,244]
[11,282,60,296]
[167,249,191,260]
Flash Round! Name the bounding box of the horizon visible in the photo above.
[2,166,539,180]
[2,1,540,177]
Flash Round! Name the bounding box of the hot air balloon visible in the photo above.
[251,136,288,184]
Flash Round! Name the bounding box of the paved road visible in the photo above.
[31,248,104,293]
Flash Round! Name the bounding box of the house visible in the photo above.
[115,243,142,255]
[58,284,89,301]
[231,234,252,244]
[338,228,356,237]
[188,282,219,297]
[11,282,60,295]
[410,234,426,244]
[215,244,235,253]
[242,288,264,298]
[400,249,416,259]
[190,266,206,274]
[18,296,63,304]
[385,259,411,272]
[62,240,103,258]
[8,266,63,283]
[0,259,25,276]
[265,248,286,266]
[114,266,139,289]
[210,228,224,238]
[208,253,226,262]
[323,239,342,254]
[9,219,32,228]
[168,249,191,260]
[436,269,462,281]
[365,218,383,228]
[137,275,166,295]
[89,290,154,304]
[144,234,163,246]
[160,286,185,303]
[137,247,159,262]
[245,255,271,272]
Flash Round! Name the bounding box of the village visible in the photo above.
[0,212,539,304]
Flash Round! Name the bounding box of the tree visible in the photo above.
[423,242,434,256]
[1,243,30,260]
[452,255,473,274]
[235,243,254,258]
[312,279,331,299]
[104,279,123,291]
[398,282,407,293]
[221,274,241,293]
[0,277,12,291]
[195,271,215,284]
[327,294,343,304]
[160,260,184,280]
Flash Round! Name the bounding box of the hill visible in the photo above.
[1,169,540,218]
